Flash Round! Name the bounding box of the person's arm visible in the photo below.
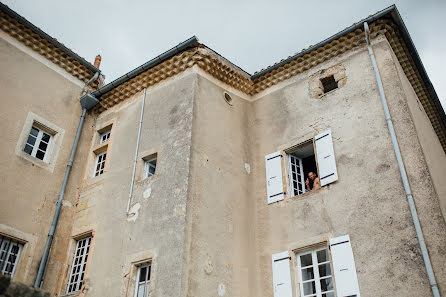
[305,178,311,191]
[313,177,321,190]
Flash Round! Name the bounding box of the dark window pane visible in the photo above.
[36,150,45,160]
[147,265,151,280]
[301,267,314,281]
[41,133,50,142]
[319,263,331,277]
[317,249,328,263]
[24,144,33,155]
[150,159,156,166]
[139,267,147,282]
[302,281,316,295]
[30,127,39,137]
[149,166,155,174]
[26,135,37,146]
[300,253,312,267]
[320,277,333,291]
[38,142,48,151]
[322,292,335,297]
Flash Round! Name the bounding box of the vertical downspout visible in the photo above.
[34,72,99,289]
[364,22,440,297]
[126,88,147,214]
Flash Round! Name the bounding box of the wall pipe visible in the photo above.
[34,72,100,289]
[126,88,147,214]
[364,22,440,297]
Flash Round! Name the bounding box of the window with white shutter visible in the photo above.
[329,235,360,297]
[265,152,285,204]
[272,251,293,297]
[314,130,338,187]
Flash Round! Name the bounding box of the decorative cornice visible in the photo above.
[0,9,99,87]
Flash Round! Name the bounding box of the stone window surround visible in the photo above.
[59,229,95,297]
[15,111,65,172]
[83,119,115,182]
[124,249,157,297]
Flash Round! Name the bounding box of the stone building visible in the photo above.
[1,3,445,297]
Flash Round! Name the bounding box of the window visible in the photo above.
[287,140,317,196]
[100,130,110,144]
[320,75,338,94]
[134,262,151,297]
[143,157,157,178]
[265,129,338,204]
[23,125,52,161]
[94,151,106,176]
[296,247,334,297]
[66,237,91,294]
[0,236,23,279]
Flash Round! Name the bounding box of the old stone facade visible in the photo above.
[1,3,445,297]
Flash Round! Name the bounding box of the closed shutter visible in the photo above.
[265,151,285,204]
[272,251,293,297]
[315,130,338,186]
[329,235,360,297]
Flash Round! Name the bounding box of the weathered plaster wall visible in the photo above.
[185,73,255,297]
[250,36,446,297]
[67,72,196,296]
[0,33,93,294]
[389,46,446,222]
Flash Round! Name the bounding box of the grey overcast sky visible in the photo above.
[3,0,446,108]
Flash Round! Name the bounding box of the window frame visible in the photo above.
[94,151,107,177]
[134,262,151,297]
[66,236,91,294]
[296,246,335,297]
[143,157,157,179]
[0,235,23,279]
[23,125,53,162]
[99,130,111,144]
[285,139,318,198]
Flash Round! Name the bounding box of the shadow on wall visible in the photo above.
[0,275,49,297]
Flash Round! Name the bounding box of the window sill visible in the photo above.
[16,150,53,171]
[287,185,330,201]
[59,292,80,297]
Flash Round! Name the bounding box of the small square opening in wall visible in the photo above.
[320,75,338,94]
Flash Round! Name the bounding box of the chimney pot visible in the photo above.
[94,55,101,69]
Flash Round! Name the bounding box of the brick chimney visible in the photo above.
[94,55,101,69]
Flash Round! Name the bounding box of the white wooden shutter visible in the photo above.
[272,251,293,297]
[329,235,361,297]
[315,130,338,186]
[265,151,285,204]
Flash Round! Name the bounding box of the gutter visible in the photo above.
[0,2,100,75]
[34,73,100,289]
[92,36,199,98]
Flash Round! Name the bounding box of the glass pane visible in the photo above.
[137,284,146,297]
[150,159,156,166]
[38,141,48,151]
[300,267,314,281]
[317,249,328,263]
[26,135,36,146]
[320,277,333,291]
[302,281,316,295]
[41,133,50,142]
[36,150,45,160]
[30,127,39,137]
[318,263,331,277]
[149,166,155,174]
[300,253,312,267]
[322,292,335,297]
[139,267,147,282]
[24,144,33,155]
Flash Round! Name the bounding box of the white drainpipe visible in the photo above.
[363,22,440,297]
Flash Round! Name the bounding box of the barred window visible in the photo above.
[66,237,91,293]
[0,236,23,279]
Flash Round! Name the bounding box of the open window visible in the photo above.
[265,130,338,203]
